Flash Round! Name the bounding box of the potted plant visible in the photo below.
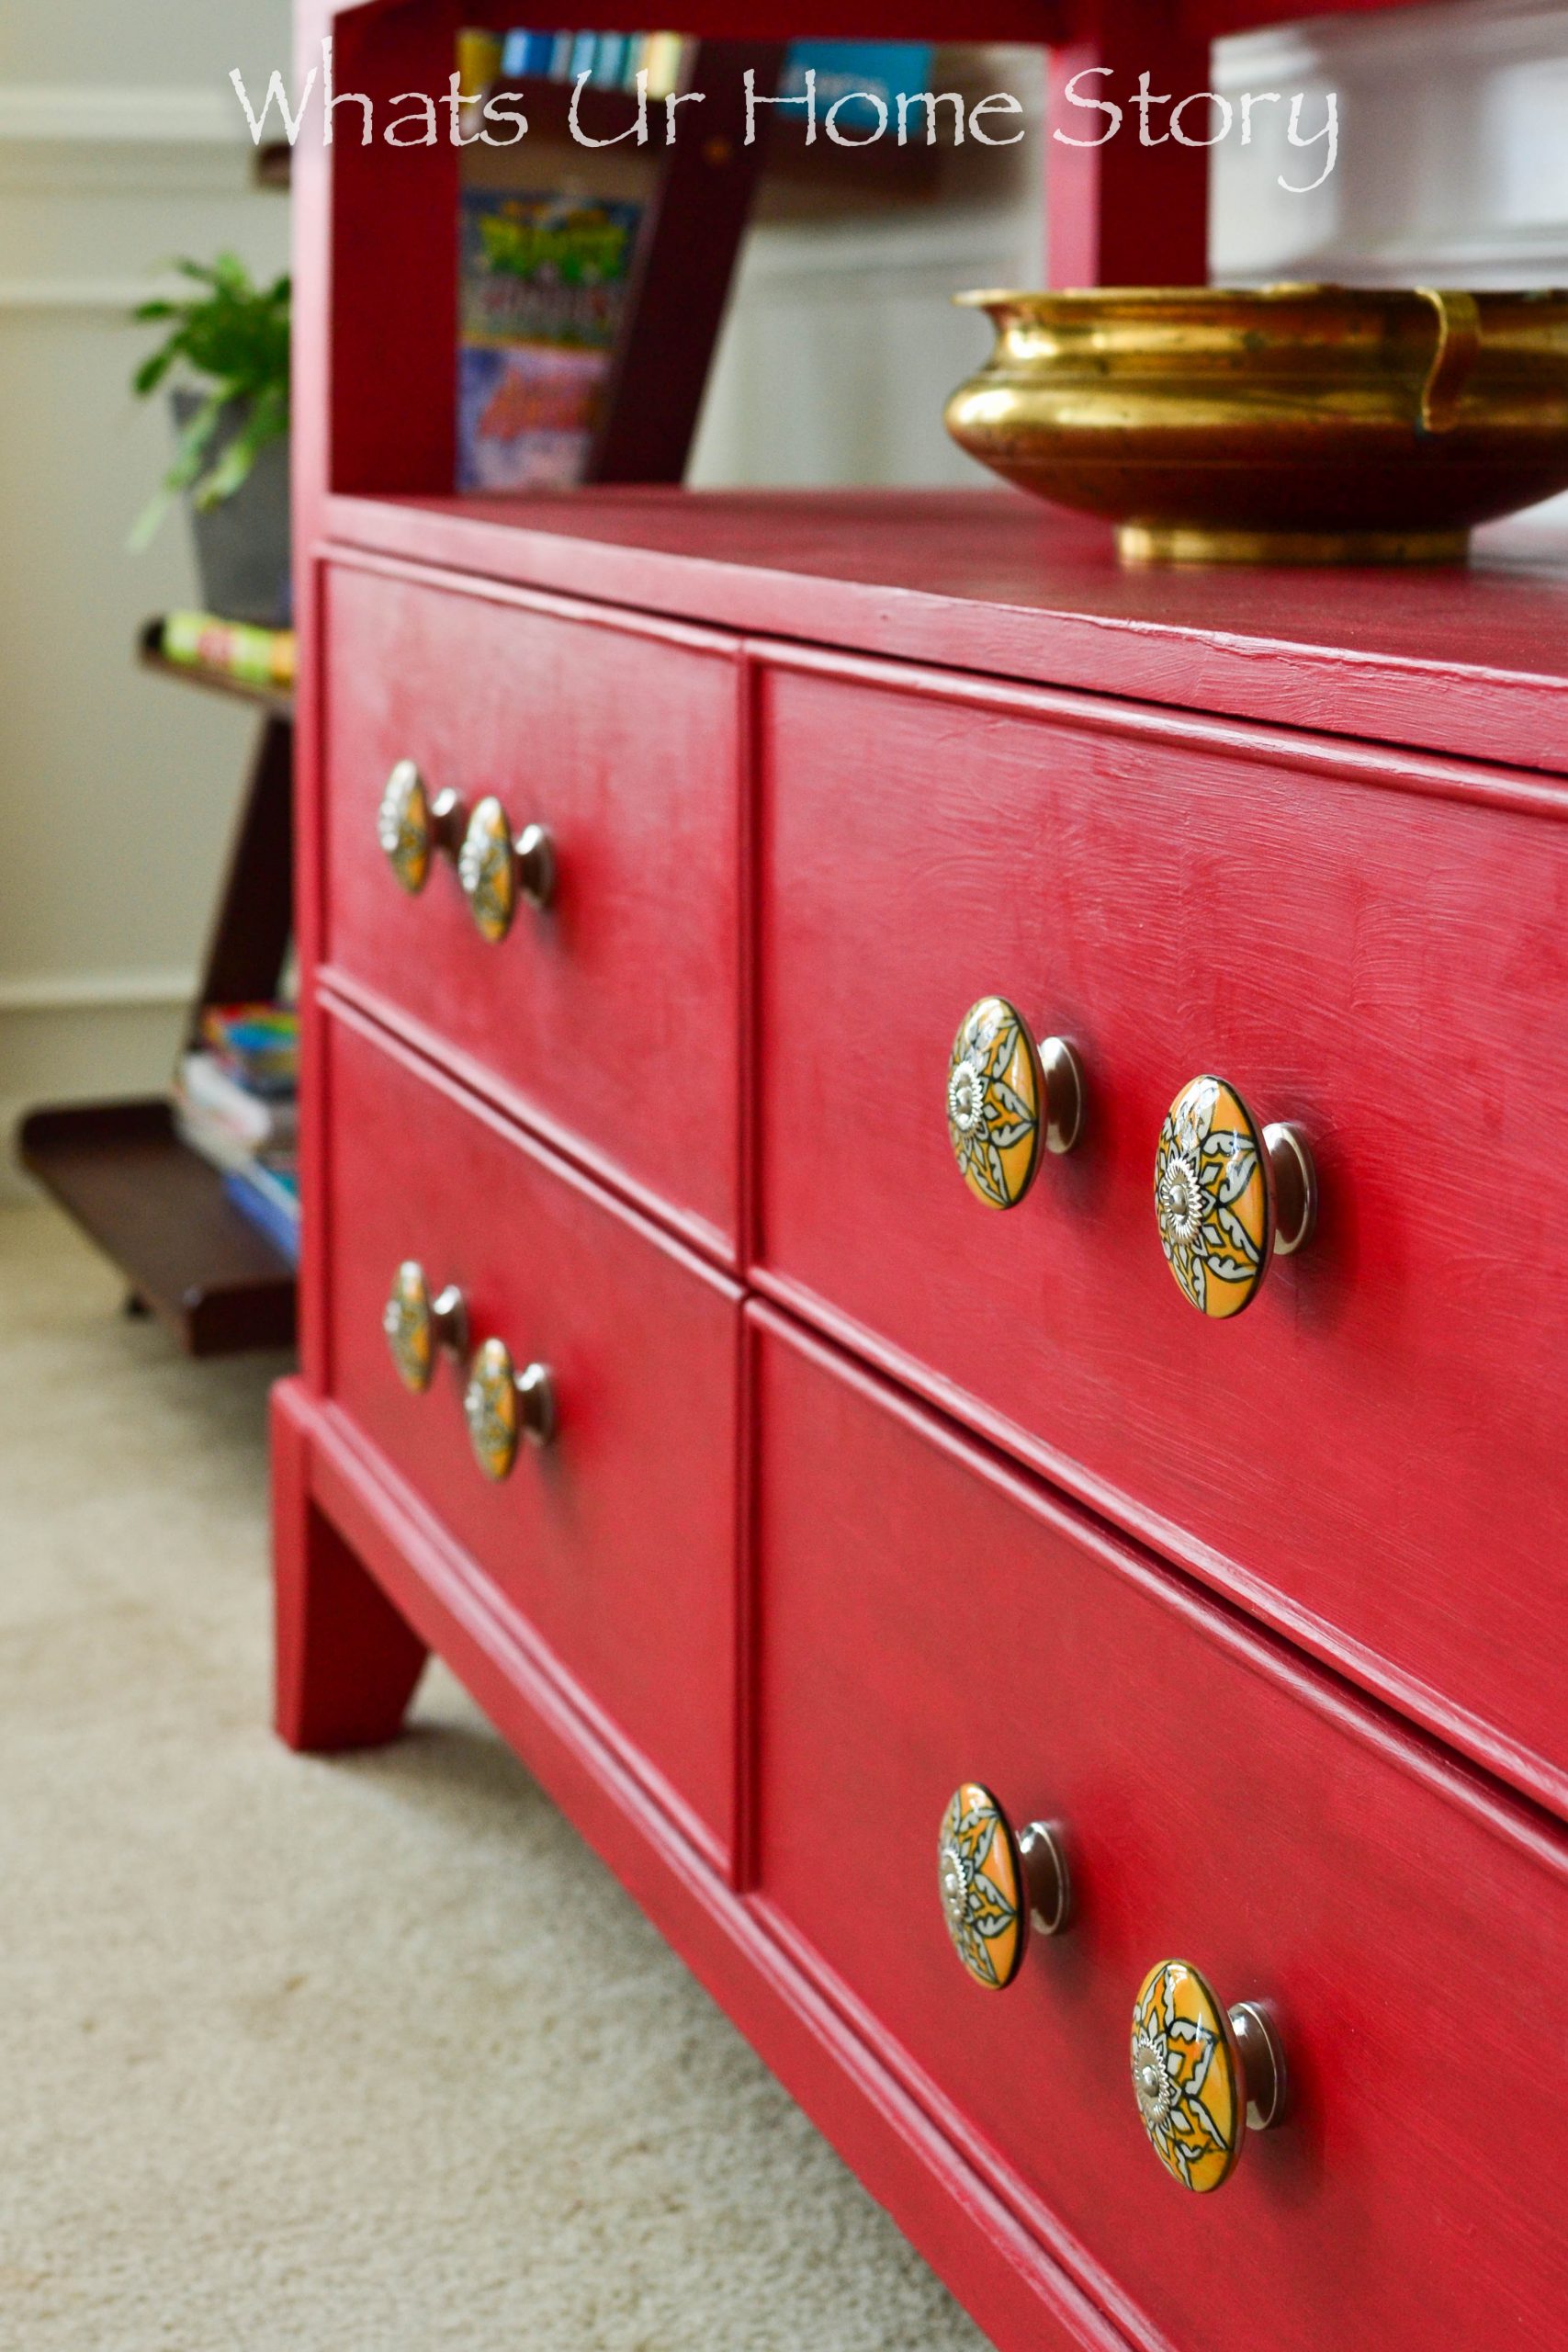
[130,254,291,627]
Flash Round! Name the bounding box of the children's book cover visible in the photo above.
[457,190,644,491]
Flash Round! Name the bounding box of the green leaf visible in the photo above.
[132,347,175,397]
[127,251,289,423]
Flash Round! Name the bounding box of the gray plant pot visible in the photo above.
[170,390,291,627]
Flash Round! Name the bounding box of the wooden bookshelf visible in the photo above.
[136,617,295,718]
[20,620,297,1357]
[20,1100,295,1356]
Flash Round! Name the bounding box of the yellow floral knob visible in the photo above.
[457,797,557,944]
[377,760,467,896]
[382,1261,468,1394]
[463,1337,557,1480]
[1154,1075,1316,1317]
[1131,1959,1287,2192]
[937,1783,1071,1989]
[946,997,1084,1210]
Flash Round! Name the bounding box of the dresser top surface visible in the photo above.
[326,486,1568,775]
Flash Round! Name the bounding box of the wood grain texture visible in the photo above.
[322,490,1568,776]
[753,650,1568,1816]
[321,556,743,1261]
[278,1370,1130,2352]
[750,1305,1568,2352]
[319,1001,743,1871]
[285,12,1568,2336]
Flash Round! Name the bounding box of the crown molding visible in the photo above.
[0,969,194,1015]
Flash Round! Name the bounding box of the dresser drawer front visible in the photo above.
[322,560,741,1257]
[751,1309,1568,2352]
[321,1008,740,1861]
[756,657,1568,1806]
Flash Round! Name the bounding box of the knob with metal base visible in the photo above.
[383,1261,468,1395]
[946,996,1086,1211]
[463,1337,557,1480]
[377,760,468,896]
[937,1782,1072,1989]
[457,797,557,943]
[1154,1073,1317,1317]
[1131,1958,1288,2192]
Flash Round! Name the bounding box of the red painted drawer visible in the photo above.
[321,558,741,1260]
[755,652,1568,1813]
[321,1003,741,1868]
[751,1307,1568,2352]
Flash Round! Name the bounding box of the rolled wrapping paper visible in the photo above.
[161,611,296,688]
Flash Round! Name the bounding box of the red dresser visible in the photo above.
[278,15,1568,2343]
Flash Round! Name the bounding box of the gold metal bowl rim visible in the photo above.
[953,282,1568,311]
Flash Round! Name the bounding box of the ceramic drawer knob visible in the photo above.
[377,759,467,895]
[383,1261,468,1394]
[457,797,558,943]
[946,997,1084,1210]
[463,1337,557,1480]
[937,1782,1071,1988]
[1154,1075,1317,1317]
[1131,1959,1288,2193]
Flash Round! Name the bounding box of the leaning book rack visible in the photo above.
[20,627,297,1356]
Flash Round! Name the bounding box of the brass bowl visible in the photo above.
[943,284,1568,565]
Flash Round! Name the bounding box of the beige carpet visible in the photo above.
[0,1203,987,2351]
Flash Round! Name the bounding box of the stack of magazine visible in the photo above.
[174,1004,300,1267]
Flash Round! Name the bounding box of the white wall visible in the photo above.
[0,0,289,1193]
[1211,0,1568,286]
[5,1,1568,1191]
[693,50,1047,488]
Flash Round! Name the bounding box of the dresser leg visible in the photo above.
[271,1379,428,1752]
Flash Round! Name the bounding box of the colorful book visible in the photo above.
[642,32,683,100]
[224,1161,301,1266]
[198,1002,299,1095]
[500,28,558,78]
[176,1050,298,1151]
[457,189,644,492]
[456,27,502,95]
[592,33,627,85]
[780,41,934,134]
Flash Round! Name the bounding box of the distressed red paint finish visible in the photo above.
[279,5,1568,2344]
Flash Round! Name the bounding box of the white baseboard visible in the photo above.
[0,970,193,1015]
[0,989,189,1196]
